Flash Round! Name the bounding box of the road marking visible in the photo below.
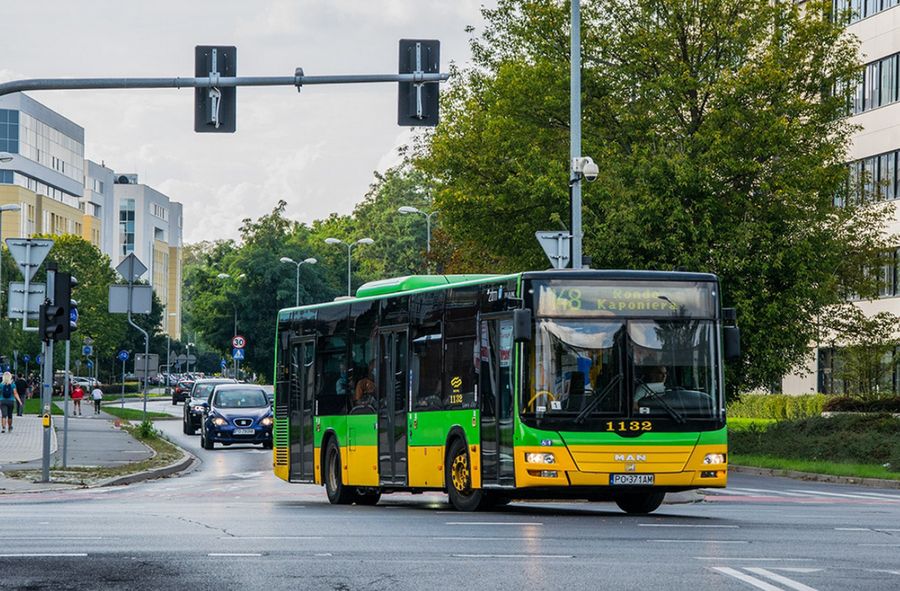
[445,522,542,526]
[453,554,572,559]
[710,567,783,591]
[776,569,824,573]
[790,489,899,501]
[219,536,323,540]
[648,539,748,544]
[0,553,88,558]
[434,537,540,541]
[858,543,900,547]
[729,487,809,498]
[835,527,870,531]
[745,567,820,591]
[703,489,756,496]
[314,553,332,557]
[1,537,104,541]
[638,524,739,528]
[208,553,262,557]
[696,558,814,562]
[847,492,900,500]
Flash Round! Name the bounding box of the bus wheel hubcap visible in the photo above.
[451,454,469,493]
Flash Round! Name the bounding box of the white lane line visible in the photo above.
[845,492,900,499]
[710,567,783,591]
[453,554,572,559]
[835,527,869,531]
[219,536,323,540]
[858,543,900,547]
[314,553,332,557]
[445,522,543,526]
[702,489,756,496]
[790,489,899,501]
[696,558,814,562]
[746,567,819,591]
[208,553,262,557]
[434,537,539,541]
[729,487,810,498]
[638,524,739,528]
[0,553,88,558]
[1,537,104,540]
[648,539,748,544]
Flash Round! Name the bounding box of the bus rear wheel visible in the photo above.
[615,491,665,514]
[445,438,486,512]
[324,439,353,505]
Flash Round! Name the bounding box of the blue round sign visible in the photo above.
[220,359,227,368]
[36,354,43,365]
[86,360,94,369]
[23,354,31,363]
[70,308,79,323]
[117,350,130,362]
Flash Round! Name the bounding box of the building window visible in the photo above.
[151,203,168,221]
[119,198,135,256]
[844,149,900,206]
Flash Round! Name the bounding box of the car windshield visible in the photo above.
[526,318,717,422]
[214,389,268,408]
[192,384,217,400]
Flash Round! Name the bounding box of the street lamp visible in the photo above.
[0,203,22,318]
[217,272,245,336]
[398,206,438,273]
[185,342,195,374]
[324,237,374,296]
[165,312,177,395]
[0,152,13,163]
[280,256,317,307]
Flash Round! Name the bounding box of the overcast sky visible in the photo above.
[1,0,493,244]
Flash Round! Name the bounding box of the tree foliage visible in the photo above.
[416,0,889,390]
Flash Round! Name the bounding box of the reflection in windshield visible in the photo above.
[215,390,268,408]
[527,319,718,421]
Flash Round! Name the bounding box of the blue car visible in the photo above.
[200,384,273,450]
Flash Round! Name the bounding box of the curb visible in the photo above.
[98,443,197,487]
[729,464,900,490]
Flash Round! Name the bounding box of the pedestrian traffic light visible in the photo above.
[194,45,237,133]
[54,272,78,341]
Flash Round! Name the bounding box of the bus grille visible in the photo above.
[567,447,692,473]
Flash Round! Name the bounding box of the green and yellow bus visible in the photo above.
[273,270,739,513]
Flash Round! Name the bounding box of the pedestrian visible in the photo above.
[91,385,103,415]
[71,383,85,416]
[0,371,22,433]
[14,372,28,417]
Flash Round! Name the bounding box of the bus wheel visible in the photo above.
[615,491,665,515]
[324,439,353,505]
[354,488,381,506]
[445,439,485,512]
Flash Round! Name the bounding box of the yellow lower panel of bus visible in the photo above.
[346,444,379,487]
[407,445,444,488]
[273,449,289,482]
[514,444,728,488]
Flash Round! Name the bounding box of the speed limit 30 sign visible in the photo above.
[232,335,246,349]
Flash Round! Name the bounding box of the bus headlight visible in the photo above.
[703,453,726,465]
[525,453,555,464]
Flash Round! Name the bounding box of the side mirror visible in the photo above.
[724,326,741,361]
[513,308,532,343]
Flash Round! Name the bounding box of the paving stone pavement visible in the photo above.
[0,415,57,465]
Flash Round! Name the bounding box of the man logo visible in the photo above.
[614,454,647,462]
[626,463,637,472]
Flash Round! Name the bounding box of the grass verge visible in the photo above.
[731,454,900,481]
[4,421,184,484]
[101,406,173,421]
[22,399,63,415]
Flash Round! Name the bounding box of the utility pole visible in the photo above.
[570,0,583,269]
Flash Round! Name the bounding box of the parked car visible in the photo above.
[200,384,273,450]
[182,378,237,435]
[171,379,196,405]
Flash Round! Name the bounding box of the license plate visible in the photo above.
[233,428,255,435]
[610,474,655,486]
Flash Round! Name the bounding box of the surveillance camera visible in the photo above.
[573,156,600,182]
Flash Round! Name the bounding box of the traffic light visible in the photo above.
[53,272,78,341]
[39,301,66,342]
[194,46,237,133]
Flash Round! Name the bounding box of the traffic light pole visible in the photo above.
[40,267,55,483]
[62,340,70,468]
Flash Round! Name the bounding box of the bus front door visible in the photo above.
[289,337,316,482]
[480,316,515,487]
[378,329,408,486]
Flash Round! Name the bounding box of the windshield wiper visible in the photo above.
[574,374,623,424]
[634,377,685,423]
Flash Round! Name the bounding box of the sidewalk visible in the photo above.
[0,409,156,493]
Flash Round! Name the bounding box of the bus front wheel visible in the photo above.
[445,438,486,512]
[614,491,665,514]
[324,439,353,505]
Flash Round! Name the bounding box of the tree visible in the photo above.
[824,306,900,400]
[416,0,889,390]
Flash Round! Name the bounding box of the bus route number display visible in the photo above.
[535,281,714,318]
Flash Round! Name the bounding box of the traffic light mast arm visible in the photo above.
[0,72,448,97]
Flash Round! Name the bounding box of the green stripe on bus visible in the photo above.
[409,409,480,447]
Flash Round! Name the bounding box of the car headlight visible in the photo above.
[525,452,555,464]
[703,453,726,465]
[260,417,273,427]
[192,405,205,412]
[212,417,227,426]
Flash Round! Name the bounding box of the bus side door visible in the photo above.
[289,337,316,482]
[480,315,515,487]
[377,328,409,486]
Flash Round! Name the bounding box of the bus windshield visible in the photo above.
[526,318,718,423]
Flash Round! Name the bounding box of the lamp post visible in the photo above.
[279,257,317,307]
[165,312,177,396]
[397,206,438,255]
[324,237,374,297]
[185,342,195,374]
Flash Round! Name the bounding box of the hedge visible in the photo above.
[728,394,827,420]
[730,414,900,471]
[822,396,900,413]
[100,383,142,394]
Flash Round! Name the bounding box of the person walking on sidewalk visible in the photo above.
[0,371,22,433]
[14,373,28,417]
[71,383,85,416]
[91,386,103,415]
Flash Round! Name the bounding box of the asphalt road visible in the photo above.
[2,399,899,590]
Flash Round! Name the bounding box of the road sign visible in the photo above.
[115,253,148,283]
[232,335,246,349]
[195,46,237,133]
[398,40,441,126]
[232,348,245,360]
[134,353,159,378]
[108,284,153,314]
[220,359,227,369]
[187,354,197,364]
[23,354,30,363]
[83,336,94,345]
[70,307,78,324]
[86,360,93,369]
[176,353,187,364]
[6,282,45,319]
[82,345,93,356]
[5,238,53,281]
[117,350,130,362]
[535,231,572,270]
[36,354,43,365]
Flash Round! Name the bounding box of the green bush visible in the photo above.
[728,394,828,419]
[730,414,900,471]
[823,396,900,413]
[101,383,141,394]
